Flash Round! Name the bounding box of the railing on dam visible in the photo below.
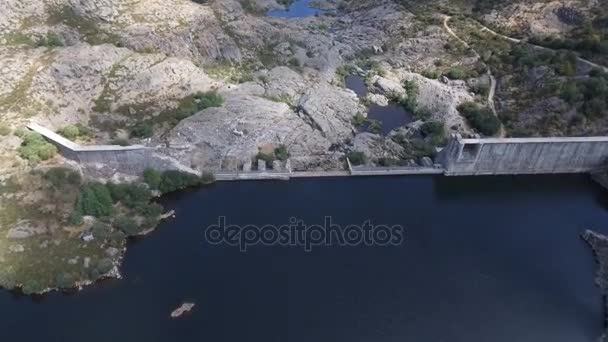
[27,123,148,152]
[439,134,608,176]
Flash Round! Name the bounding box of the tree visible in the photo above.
[143,168,162,189]
[77,183,114,217]
[114,215,139,236]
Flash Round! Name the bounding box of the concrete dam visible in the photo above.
[29,122,608,178]
[27,123,197,177]
[439,135,608,176]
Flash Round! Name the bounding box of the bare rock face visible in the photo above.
[298,84,363,144]
[68,0,120,22]
[353,132,405,162]
[166,88,336,172]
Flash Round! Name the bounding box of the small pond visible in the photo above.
[267,0,322,18]
[346,74,414,135]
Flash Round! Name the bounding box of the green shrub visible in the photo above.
[114,215,139,236]
[18,132,58,163]
[111,138,130,146]
[137,202,163,218]
[68,210,83,225]
[76,183,114,217]
[22,280,45,295]
[55,273,75,289]
[57,125,80,140]
[420,121,446,145]
[159,170,203,194]
[0,123,11,136]
[256,152,276,164]
[130,122,153,138]
[14,127,27,137]
[274,145,290,161]
[143,168,162,189]
[421,69,440,79]
[95,258,114,275]
[171,90,224,122]
[44,167,82,188]
[347,151,366,165]
[458,102,501,136]
[201,171,216,184]
[91,222,112,239]
[106,182,151,208]
[37,33,63,47]
[446,66,470,80]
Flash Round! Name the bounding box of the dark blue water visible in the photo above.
[267,0,321,18]
[0,175,607,342]
[346,74,413,135]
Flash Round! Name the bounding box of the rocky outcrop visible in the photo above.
[165,83,343,172]
[582,230,608,342]
[298,84,363,143]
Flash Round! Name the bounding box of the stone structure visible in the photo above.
[439,135,608,175]
[27,123,196,176]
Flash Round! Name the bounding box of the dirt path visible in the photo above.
[478,24,608,73]
[443,16,504,137]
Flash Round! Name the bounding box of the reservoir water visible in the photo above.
[0,175,606,342]
[267,0,321,18]
[345,74,413,135]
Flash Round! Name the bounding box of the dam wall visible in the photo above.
[439,135,608,176]
[27,123,196,177]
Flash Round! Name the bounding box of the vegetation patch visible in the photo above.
[458,102,501,136]
[18,132,58,164]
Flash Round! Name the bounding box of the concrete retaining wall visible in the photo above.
[27,123,190,176]
[439,135,608,175]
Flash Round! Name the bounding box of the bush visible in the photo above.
[91,222,112,239]
[159,170,203,194]
[201,171,216,184]
[44,167,81,188]
[55,273,75,289]
[446,66,470,80]
[420,121,446,145]
[458,102,501,136]
[421,69,440,79]
[171,90,225,121]
[68,210,83,225]
[143,168,162,189]
[76,183,114,217]
[274,145,290,161]
[130,122,153,138]
[0,123,11,136]
[106,182,151,208]
[37,33,63,47]
[114,215,139,236]
[22,280,45,295]
[57,125,80,140]
[347,151,367,166]
[95,258,114,275]
[18,132,58,163]
[256,152,276,164]
[137,202,163,218]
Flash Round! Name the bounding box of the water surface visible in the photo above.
[0,175,606,342]
[267,0,321,18]
[346,74,414,135]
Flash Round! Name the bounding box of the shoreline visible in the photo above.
[582,230,608,342]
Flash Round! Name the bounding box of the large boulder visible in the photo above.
[298,84,363,144]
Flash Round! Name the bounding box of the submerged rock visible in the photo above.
[171,302,196,318]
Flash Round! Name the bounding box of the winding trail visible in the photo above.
[478,25,608,73]
[443,16,504,137]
